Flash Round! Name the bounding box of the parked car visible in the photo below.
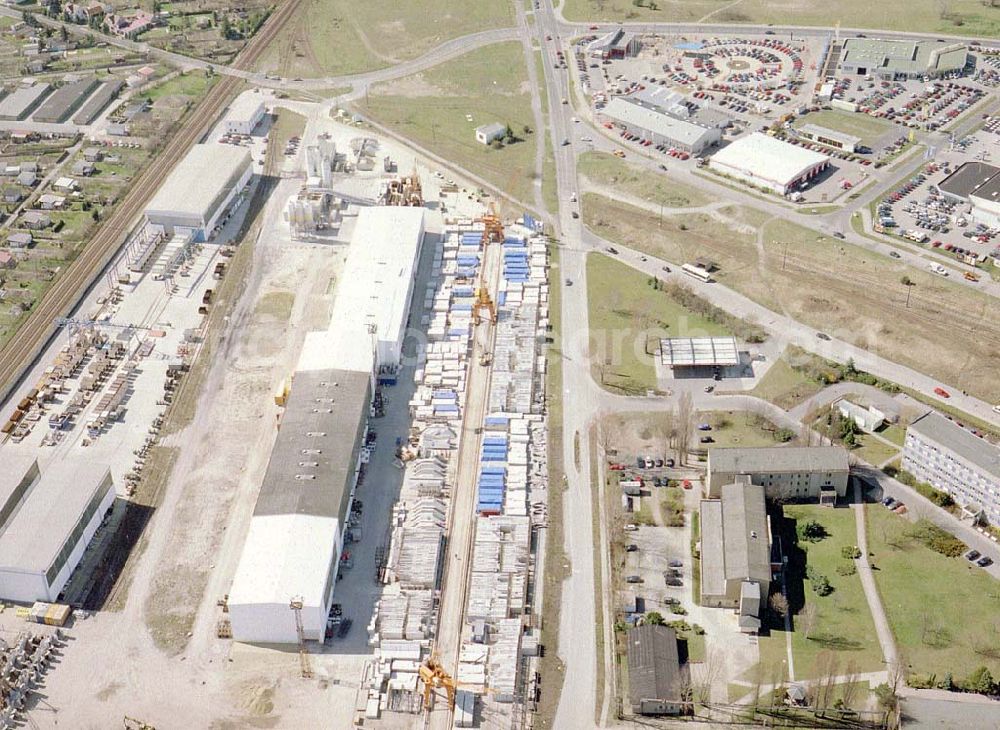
[833,232,845,239]
[636,457,645,468]
[626,575,643,584]
[626,544,639,552]
[966,549,981,562]
[883,497,897,508]
[664,577,683,587]
[890,250,901,258]
[699,436,714,443]
[624,524,639,532]
[668,558,683,568]
[665,458,675,468]
[697,423,712,431]
[978,556,993,568]
[655,458,664,468]
[934,387,951,398]
[645,457,655,468]
[817,332,832,341]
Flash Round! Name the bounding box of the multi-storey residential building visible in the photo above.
[706,446,850,502]
[901,412,1000,524]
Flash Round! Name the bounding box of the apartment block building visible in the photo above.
[901,412,1000,524]
[706,446,850,502]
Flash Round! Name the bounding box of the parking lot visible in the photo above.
[874,133,1000,271]
[834,76,986,133]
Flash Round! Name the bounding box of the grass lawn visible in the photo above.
[258,0,514,78]
[749,350,825,410]
[878,424,906,447]
[562,0,1000,35]
[587,252,729,394]
[696,410,793,448]
[363,42,537,205]
[866,506,1000,680]
[582,193,784,312]
[578,152,712,209]
[792,110,894,147]
[851,434,899,467]
[761,217,1000,404]
[754,505,884,682]
[143,70,214,103]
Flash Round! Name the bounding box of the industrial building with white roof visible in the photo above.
[0,456,115,603]
[332,205,426,370]
[708,133,830,195]
[144,144,253,241]
[223,91,267,135]
[227,206,425,644]
[601,96,721,155]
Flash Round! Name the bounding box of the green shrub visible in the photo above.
[836,562,857,577]
[799,520,828,542]
[906,520,966,557]
[841,546,861,559]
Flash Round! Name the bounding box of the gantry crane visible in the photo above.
[419,656,457,710]
[472,286,496,326]
[480,202,504,247]
[418,656,496,712]
[290,597,313,679]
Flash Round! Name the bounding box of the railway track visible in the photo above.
[0,0,302,405]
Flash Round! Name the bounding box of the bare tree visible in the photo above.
[677,391,694,466]
[814,650,840,712]
[596,410,614,459]
[799,603,818,640]
[693,648,724,705]
[841,659,861,709]
[661,406,677,461]
[802,403,823,446]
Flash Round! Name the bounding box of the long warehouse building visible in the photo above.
[332,206,426,371]
[709,133,830,196]
[144,144,253,241]
[0,457,115,603]
[228,206,425,644]
[601,96,721,155]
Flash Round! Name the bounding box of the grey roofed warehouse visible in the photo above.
[0,457,115,603]
[144,144,253,240]
[601,96,721,155]
[626,624,684,715]
[839,38,968,79]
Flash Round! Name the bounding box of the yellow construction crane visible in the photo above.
[290,597,313,679]
[472,287,496,326]
[480,202,504,247]
[418,656,496,712]
[419,656,457,711]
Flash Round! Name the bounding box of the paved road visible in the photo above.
[533,0,607,726]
